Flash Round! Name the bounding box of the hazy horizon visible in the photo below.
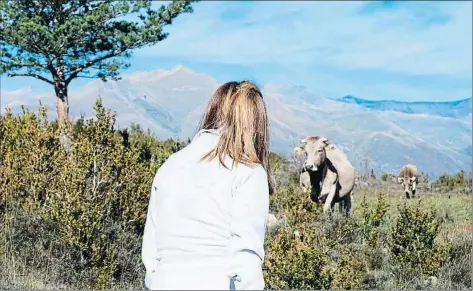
[1,64,472,105]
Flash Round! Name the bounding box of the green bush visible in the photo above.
[327,245,366,290]
[433,170,472,192]
[264,226,331,290]
[360,192,389,248]
[1,99,172,288]
[381,172,389,182]
[387,201,451,278]
[264,183,366,290]
[1,101,471,290]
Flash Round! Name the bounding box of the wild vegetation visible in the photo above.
[0,101,471,290]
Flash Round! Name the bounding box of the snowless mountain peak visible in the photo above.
[122,65,195,83]
[1,67,471,179]
[169,64,193,74]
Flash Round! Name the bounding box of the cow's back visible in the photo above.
[400,164,418,178]
[325,144,355,197]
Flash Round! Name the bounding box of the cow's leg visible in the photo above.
[411,182,417,198]
[323,184,337,214]
[310,185,320,203]
[300,182,308,194]
[300,171,312,196]
[403,182,411,199]
[330,200,337,213]
[339,200,344,214]
[323,196,333,213]
[344,195,352,217]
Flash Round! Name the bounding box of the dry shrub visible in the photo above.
[1,101,471,290]
[0,99,178,288]
[326,246,366,290]
[264,227,332,290]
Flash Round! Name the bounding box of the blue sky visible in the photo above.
[1,1,471,102]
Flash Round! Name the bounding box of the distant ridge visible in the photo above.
[336,95,472,119]
[1,65,471,178]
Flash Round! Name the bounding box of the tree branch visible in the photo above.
[1,60,50,71]
[75,75,97,79]
[66,49,124,84]
[8,73,54,85]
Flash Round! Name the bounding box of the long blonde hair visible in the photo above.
[198,81,276,194]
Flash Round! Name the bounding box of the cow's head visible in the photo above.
[397,176,417,196]
[293,136,329,172]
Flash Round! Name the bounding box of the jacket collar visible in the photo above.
[192,128,220,141]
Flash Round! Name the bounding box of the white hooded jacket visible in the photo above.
[141,129,270,290]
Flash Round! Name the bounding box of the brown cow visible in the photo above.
[294,136,355,216]
[398,164,419,199]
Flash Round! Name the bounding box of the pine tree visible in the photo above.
[0,0,197,126]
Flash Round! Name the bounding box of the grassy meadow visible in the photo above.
[1,101,471,290]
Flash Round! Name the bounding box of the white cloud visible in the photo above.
[2,1,471,102]
[136,1,472,79]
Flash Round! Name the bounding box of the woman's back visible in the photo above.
[142,81,272,290]
[152,129,235,258]
[142,129,269,290]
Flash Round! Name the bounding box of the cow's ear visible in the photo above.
[298,138,307,149]
[326,144,336,151]
[294,146,306,156]
[320,136,329,145]
[397,177,404,184]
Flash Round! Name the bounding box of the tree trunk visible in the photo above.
[56,93,69,128]
[54,67,69,128]
[55,75,72,153]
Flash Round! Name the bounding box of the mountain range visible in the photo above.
[336,95,472,120]
[1,65,471,179]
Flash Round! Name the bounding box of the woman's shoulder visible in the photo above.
[152,152,181,182]
[233,163,268,186]
[236,163,267,177]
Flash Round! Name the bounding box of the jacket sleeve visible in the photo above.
[228,166,270,290]
[141,171,161,276]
